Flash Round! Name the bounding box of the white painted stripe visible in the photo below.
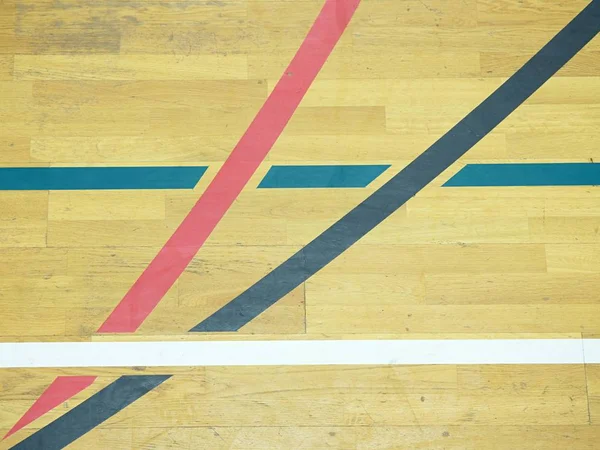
[583,339,600,363]
[0,339,595,368]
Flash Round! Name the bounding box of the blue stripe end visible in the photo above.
[444,163,600,187]
[258,165,391,189]
[0,167,208,190]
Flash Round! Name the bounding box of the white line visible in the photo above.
[0,339,595,368]
[583,339,600,363]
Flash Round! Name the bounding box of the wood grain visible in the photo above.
[1,0,599,447]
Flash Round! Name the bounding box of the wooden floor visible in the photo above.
[1,0,600,448]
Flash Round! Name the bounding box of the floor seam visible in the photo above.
[582,336,592,425]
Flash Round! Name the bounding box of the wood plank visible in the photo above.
[424,273,600,305]
[30,137,235,163]
[49,191,166,222]
[546,244,600,273]
[15,55,248,80]
[0,55,12,79]
[0,192,47,247]
[318,243,547,275]
[306,303,600,334]
[529,217,600,244]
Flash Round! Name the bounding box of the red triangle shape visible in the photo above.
[4,375,97,439]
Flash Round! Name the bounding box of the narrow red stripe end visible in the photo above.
[4,376,97,439]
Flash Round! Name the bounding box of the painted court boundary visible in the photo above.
[2,340,600,368]
[258,165,391,188]
[98,0,362,333]
[0,167,207,190]
[192,0,600,332]
[445,163,600,186]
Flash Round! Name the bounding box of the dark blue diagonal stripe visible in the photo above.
[0,167,207,190]
[10,375,170,450]
[444,163,600,186]
[191,0,600,332]
[258,165,390,188]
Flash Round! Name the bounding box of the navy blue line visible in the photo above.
[191,0,600,332]
[444,163,600,186]
[258,165,390,188]
[0,167,207,190]
[10,375,171,450]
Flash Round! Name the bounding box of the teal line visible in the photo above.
[0,167,207,190]
[444,163,600,187]
[258,165,390,188]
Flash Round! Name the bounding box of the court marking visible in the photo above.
[5,2,600,446]
[258,165,391,188]
[444,163,600,186]
[2,340,599,368]
[0,163,595,192]
[3,1,363,437]
[3,376,96,439]
[0,167,207,190]
[6,340,598,448]
[4,0,363,439]
[191,0,600,332]
[98,0,362,334]
[9,376,170,450]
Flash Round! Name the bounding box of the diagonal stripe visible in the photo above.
[10,375,170,450]
[444,163,600,186]
[191,0,600,332]
[258,165,391,188]
[3,376,96,439]
[98,0,362,333]
[0,167,207,190]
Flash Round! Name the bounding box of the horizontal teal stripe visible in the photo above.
[0,167,207,190]
[258,165,390,188]
[444,163,600,187]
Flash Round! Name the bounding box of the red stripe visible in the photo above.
[3,376,96,439]
[4,1,361,440]
[98,0,361,333]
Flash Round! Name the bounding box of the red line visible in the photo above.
[98,0,362,333]
[6,2,362,441]
[3,376,96,439]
